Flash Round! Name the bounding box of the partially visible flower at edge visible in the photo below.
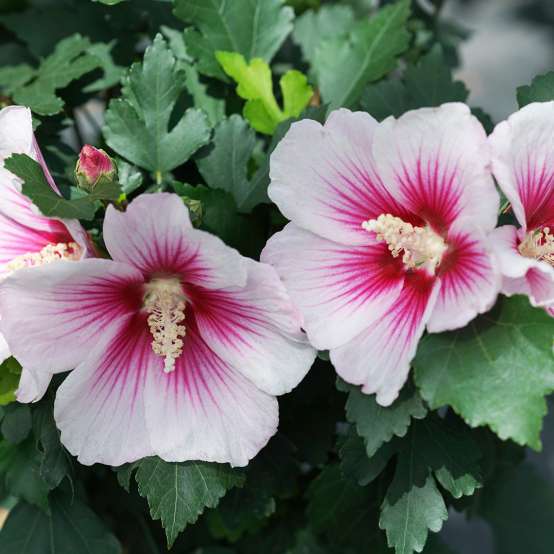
[0,193,316,467]
[488,101,554,315]
[262,103,501,406]
[0,105,91,402]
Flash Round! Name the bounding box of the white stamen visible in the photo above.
[6,242,82,274]
[519,227,554,265]
[144,278,186,373]
[362,213,447,273]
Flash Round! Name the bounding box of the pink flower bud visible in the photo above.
[75,145,116,191]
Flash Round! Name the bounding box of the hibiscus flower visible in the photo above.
[262,104,500,405]
[489,102,554,313]
[0,193,315,466]
[0,105,90,402]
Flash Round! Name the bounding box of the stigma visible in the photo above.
[362,214,447,273]
[143,277,186,373]
[519,227,554,266]
[6,242,82,273]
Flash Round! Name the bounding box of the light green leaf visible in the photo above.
[4,154,120,221]
[83,42,125,93]
[0,491,122,554]
[104,34,211,178]
[361,46,468,120]
[293,5,355,66]
[338,379,427,458]
[174,0,294,80]
[414,295,554,450]
[0,358,21,406]
[517,71,554,107]
[0,64,34,96]
[314,0,411,109]
[11,34,101,116]
[132,457,245,547]
[216,51,313,134]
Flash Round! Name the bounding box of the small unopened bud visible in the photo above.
[75,145,116,192]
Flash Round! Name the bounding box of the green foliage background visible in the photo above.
[1,1,554,553]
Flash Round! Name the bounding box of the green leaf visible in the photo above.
[0,491,122,554]
[104,34,211,178]
[361,45,468,120]
[216,52,313,134]
[0,358,21,406]
[380,468,447,554]
[0,439,50,510]
[83,41,125,93]
[4,154,119,221]
[132,457,245,547]
[314,0,411,109]
[0,64,34,96]
[293,5,355,66]
[339,379,427,458]
[196,115,260,211]
[174,0,294,80]
[517,71,554,107]
[1,404,31,445]
[11,34,101,116]
[414,296,554,450]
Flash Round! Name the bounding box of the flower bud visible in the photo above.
[75,145,116,192]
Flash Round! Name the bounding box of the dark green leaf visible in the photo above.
[4,154,119,221]
[414,296,554,450]
[1,405,31,445]
[339,379,427,458]
[133,457,245,547]
[517,71,554,107]
[0,491,122,554]
[174,0,294,80]
[104,34,210,177]
[315,0,411,108]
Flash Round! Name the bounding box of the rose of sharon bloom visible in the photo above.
[489,102,554,313]
[262,104,500,406]
[0,105,90,402]
[0,193,315,466]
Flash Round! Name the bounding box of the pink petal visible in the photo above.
[192,258,316,396]
[261,223,405,349]
[0,106,34,162]
[269,109,408,246]
[145,315,278,467]
[54,313,153,466]
[426,221,500,333]
[16,367,52,403]
[104,193,247,289]
[490,225,554,306]
[373,103,498,233]
[489,102,554,230]
[0,258,144,374]
[330,272,440,406]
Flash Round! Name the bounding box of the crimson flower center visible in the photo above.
[6,242,82,274]
[518,227,554,266]
[143,277,187,373]
[362,213,447,273]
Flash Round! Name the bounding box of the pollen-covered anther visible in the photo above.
[362,213,447,272]
[6,242,82,273]
[519,227,554,266]
[144,278,187,373]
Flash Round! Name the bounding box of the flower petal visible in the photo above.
[16,367,52,403]
[0,259,144,374]
[261,223,405,349]
[373,103,498,233]
[104,193,247,289]
[426,222,500,333]
[54,314,153,466]
[489,102,554,230]
[0,106,34,163]
[330,272,440,406]
[269,109,407,245]
[192,258,316,396]
[490,225,554,306]
[145,317,278,467]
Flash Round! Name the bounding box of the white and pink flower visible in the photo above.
[0,105,90,402]
[0,193,315,466]
[262,104,500,405]
[489,102,554,313]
